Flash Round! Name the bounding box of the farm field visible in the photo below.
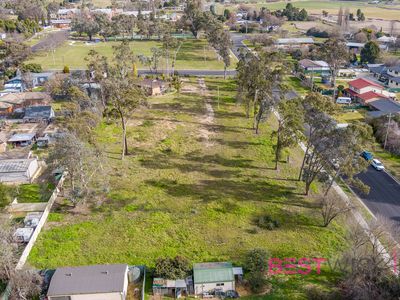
[29,78,348,298]
[27,39,237,71]
[216,0,400,20]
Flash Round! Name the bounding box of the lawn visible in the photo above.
[29,78,347,298]
[27,39,237,71]
[16,184,51,203]
[216,0,400,20]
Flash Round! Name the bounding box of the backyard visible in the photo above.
[27,39,237,71]
[29,78,348,298]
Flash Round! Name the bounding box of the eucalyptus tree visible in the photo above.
[273,98,305,170]
[319,38,349,100]
[236,50,290,133]
[298,92,340,181]
[103,41,147,159]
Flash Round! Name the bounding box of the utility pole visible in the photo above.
[217,86,220,109]
[384,112,392,150]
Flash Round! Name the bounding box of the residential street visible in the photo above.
[354,166,400,223]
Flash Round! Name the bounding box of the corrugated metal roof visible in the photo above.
[0,159,35,173]
[193,262,234,284]
[8,133,35,142]
[276,38,314,44]
[47,264,128,296]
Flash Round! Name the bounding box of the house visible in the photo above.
[276,37,314,48]
[51,19,72,29]
[47,264,129,300]
[0,92,52,109]
[387,66,400,90]
[153,278,188,298]
[134,79,167,96]
[368,98,400,118]
[13,227,34,243]
[299,59,330,74]
[193,262,242,295]
[23,105,55,123]
[345,78,389,104]
[5,72,54,91]
[8,133,36,147]
[347,42,388,53]
[0,102,13,115]
[57,8,80,20]
[0,158,39,183]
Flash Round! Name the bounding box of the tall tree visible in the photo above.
[207,25,232,79]
[298,92,339,181]
[181,0,204,38]
[273,98,304,170]
[101,41,147,159]
[360,41,380,64]
[320,38,349,100]
[236,50,289,133]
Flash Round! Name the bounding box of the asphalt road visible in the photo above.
[354,166,400,223]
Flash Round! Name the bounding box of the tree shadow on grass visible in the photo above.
[144,178,310,208]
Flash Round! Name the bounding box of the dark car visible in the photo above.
[225,290,239,298]
[360,151,373,161]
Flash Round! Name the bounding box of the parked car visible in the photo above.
[336,97,352,104]
[371,159,385,171]
[202,292,213,298]
[361,151,373,161]
[225,290,239,298]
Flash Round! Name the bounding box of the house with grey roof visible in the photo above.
[193,262,242,295]
[23,105,55,123]
[7,133,36,147]
[47,264,129,300]
[0,158,39,183]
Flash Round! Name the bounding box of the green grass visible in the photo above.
[286,76,310,96]
[216,0,400,20]
[27,39,236,71]
[29,78,348,298]
[335,109,366,124]
[17,183,52,203]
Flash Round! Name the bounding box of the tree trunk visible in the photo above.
[275,125,281,170]
[224,64,227,79]
[298,139,311,181]
[324,168,340,196]
[305,181,311,195]
[331,70,337,101]
[121,115,128,159]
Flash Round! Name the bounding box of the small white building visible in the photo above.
[47,264,129,300]
[193,262,241,295]
[0,159,39,183]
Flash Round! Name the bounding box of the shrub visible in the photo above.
[154,256,191,279]
[63,65,70,74]
[247,271,268,293]
[21,63,42,73]
[245,248,269,273]
[256,215,280,230]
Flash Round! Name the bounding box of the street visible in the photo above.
[354,166,400,223]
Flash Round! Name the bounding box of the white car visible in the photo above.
[371,159,385,171]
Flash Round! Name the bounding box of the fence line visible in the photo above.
[15,172,66,270]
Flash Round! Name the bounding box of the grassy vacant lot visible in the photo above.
[28,39,237,70]
[217,0,400,20]
[29,78,347,298]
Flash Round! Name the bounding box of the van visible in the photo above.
[336,97,352,104]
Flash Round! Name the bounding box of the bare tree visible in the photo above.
[320,192,352,227]
[0,219,42,300]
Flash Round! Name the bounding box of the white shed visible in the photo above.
[0,158,39,183]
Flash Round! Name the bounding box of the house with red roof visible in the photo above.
[345,78,389,104]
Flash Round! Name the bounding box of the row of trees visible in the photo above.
[236,48,372,222]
